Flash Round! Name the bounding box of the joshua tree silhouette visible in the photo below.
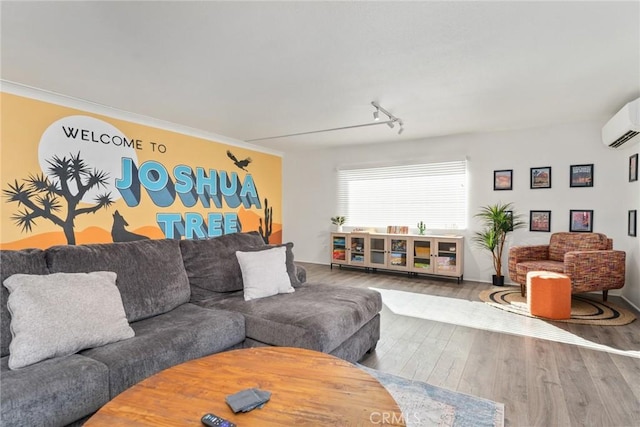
[3,152,114,245]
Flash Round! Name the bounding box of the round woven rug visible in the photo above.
[479,288,636,325]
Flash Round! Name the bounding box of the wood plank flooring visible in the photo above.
[302,263,640,427]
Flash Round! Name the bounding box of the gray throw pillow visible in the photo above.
[236,246,295,301]
[3,271,135,370]
[243,242,302,288]
[0,248,49,358]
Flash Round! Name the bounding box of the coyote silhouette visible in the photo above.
[111,210,150,242]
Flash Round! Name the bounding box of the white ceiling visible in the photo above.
[2,1,639,152]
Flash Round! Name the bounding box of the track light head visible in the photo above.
[370,101,404,136]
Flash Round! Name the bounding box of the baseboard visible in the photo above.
[621,295,640,313]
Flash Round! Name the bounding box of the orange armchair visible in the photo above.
[508,232,626,301]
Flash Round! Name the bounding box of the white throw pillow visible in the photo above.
[236,246,295,301]
[3,271,135,370]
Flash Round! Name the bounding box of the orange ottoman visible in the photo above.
[526,271,571,320]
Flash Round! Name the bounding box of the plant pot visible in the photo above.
[492,275,505,286]
[336,225,343,232]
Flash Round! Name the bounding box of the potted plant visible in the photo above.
[472,202,525,286]
[417,221,426,235]
[331,216,346,232]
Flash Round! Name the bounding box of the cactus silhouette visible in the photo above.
[3,152,114,245]
[258,197,273,244]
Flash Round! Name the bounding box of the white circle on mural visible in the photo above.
[38,115,139,203]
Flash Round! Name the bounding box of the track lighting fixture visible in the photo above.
[372,101,403,135]
[247,101,404,142]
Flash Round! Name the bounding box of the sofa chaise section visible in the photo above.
[180,232,382,363]
[196,284,382,363]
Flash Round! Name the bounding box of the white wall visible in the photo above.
[283,120,640,309]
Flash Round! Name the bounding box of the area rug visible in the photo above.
[359,365,504,427]
[479,288,636,325]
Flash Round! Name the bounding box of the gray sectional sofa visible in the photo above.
[0,232,381,426]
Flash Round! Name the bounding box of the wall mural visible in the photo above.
[0,93,282,249]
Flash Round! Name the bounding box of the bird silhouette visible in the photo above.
[227,150,252,171]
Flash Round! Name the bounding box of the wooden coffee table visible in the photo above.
[85,347,405,426]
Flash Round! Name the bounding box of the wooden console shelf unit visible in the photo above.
[331,232,464,283]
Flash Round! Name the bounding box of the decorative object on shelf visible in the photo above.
[332,235,347,261]
[569,210,593,232]
[472,202,525,286]
[493,169,513,191]
[629,153,638,182]
[569,164,594,187]
[386,225,409,234]
[629,210,637,237]
[414,246,430,257]
[331,216,346,232]
[417,221,426,235]
[530,166,551,189]
[352,227,373,233]
[529,210,551,232]
[390,239,407,252]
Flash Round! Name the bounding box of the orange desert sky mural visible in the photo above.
[1,92,282,249]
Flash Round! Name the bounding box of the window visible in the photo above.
[337,160,467,229]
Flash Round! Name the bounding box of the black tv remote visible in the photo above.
[201,413,236,427]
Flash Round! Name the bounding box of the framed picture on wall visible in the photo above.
[569,209,593,232]
[493,169,513,190]
[629,153,638,182]
[530,166,551,189]
[530,210,551,232]
[570,164,594,187]
[629,210,637,237]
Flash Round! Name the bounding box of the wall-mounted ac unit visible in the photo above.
[602,97,640,148]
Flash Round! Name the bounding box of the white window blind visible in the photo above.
[337,160,467,230]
